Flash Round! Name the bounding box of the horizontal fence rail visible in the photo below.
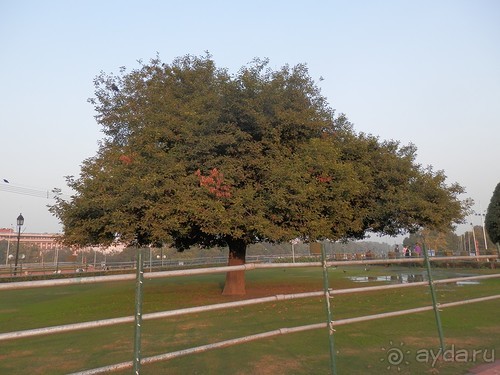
[1,273,498,342]
[68,294,500,375]
[1,255,498,374]
[0,255,496,291]
[0,255,289,277]
[68,323,329,375]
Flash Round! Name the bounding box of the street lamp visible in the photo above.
[474,209,488,252]
[470,222,479,256]
[290,238,300,263]
[13,213,24,276]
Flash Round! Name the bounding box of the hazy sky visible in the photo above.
[1,0,499,239]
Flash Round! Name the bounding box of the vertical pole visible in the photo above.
[481,222,488,251]
[478,202,488,251]
[149,247,152,273]
[13,224,22,276]
[471,224,479,256]
[55,247,59,274]
[422,239,445,352]
[467,232,471,255]
[321,243,337,375]
[133,248,144,374]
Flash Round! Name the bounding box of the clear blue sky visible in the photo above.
[1,0,499,239]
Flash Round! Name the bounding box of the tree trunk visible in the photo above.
[222,238,247,295]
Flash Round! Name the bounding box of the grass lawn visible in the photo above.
[0,265,498,374]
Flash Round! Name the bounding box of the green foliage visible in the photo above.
[50,54,467,250]
[0,241,45,264]
[485,182,500,244]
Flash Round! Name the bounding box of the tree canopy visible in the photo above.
[51,54,468,294]
[485,182,500,245]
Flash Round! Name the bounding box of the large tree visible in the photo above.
[51,54,468,294]
[485,182,500,248]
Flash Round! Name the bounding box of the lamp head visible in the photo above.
[17,213,24,227]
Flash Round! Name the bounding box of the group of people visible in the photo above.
[394,243,422,258]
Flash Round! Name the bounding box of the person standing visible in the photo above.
[414,243,422,257]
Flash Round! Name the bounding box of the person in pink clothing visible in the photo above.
[414,243,422,257]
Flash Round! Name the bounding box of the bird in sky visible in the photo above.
[3,179,9,183]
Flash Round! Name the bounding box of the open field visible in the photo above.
[0,265,498,374]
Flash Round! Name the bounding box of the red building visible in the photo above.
[0,228,63,250]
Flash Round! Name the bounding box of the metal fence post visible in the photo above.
[133,248,145,374]
[422,240,445,352]
[321,243,337,375]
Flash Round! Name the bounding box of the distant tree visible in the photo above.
[444,231,460,254]
[50,54,468,294]
[485,182,500,248]
[0,240,7,264]
[404,228,481,255]
[420,229,448,252]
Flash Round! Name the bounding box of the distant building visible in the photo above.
[0,228,128,254]
[0,228,63,250]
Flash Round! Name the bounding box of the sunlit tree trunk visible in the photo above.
[222,238,247,295]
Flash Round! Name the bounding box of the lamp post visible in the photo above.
[290,238,300,263]
[474,209,488,252]
[470,222,479,256]
[13,213,24,276]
